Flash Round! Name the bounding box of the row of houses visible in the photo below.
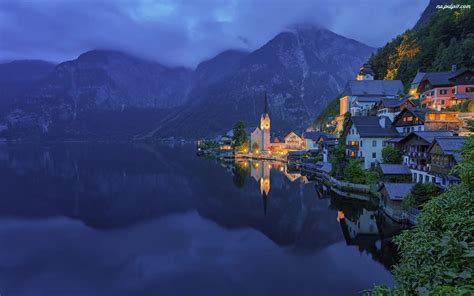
[328,64,473,223]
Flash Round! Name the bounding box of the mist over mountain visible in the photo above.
[0,25,375,140]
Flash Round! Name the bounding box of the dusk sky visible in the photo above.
[0,0,429,67]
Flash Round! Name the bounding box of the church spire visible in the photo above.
[264,93,269,115]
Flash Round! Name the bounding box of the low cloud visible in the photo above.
[0,0,428,67]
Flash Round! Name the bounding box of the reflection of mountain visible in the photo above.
[0,144,401,255]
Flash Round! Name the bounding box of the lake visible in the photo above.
[0,143,402,295]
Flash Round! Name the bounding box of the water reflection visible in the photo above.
[0,143,402,296]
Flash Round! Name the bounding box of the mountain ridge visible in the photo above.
[0,25,375,140]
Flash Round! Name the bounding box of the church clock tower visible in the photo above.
[260,93,270,151]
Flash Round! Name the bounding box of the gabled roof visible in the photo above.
[348,116,399,138]
[379,164,412,175]
[419,69,472,88]
[245,127,259,134]
[377,98,413,109]
[428,136,466,157]
[380,183,415,200]
[341,80,404,97]
[411,72,426,86]
[392,107,432,124]
[398,131,453,145]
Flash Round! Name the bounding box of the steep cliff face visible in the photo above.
[1,25,375,140]
[153,25,375,138]
[0,60,55,115]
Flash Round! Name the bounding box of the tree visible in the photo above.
[382,145,402,164]
[330,141,346,177]
[252,142,259,154]
[343,159,367,184]
[232,121,249,152]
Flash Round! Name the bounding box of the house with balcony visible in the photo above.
[392,107,462,135]
[397,131,452,183]
[427,136,466,188]
[416,67,474,110]
[374,98,414,121]
[342,116,400,169]
[336,79,404,131]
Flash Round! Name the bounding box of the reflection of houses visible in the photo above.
[343,116,399,169]
[380,183,415,222]
[342,208,379,242]
[427,136,466,188]
[398,131,452,183]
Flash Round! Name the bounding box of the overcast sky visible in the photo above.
[0,0,429,68]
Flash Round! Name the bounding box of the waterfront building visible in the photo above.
[284,132,305,150]
[316,133,339,163]
[336,79,404,131]
[397,131,452,183]
[301,131,324,150]
[427,136,466,188]
[379,182,415,222]
[249,94,271,152]
[378,164,412,183]
[342,116,399,169]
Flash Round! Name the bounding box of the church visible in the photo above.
[250,94,271,152]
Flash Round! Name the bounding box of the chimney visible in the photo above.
[451,64,457,72]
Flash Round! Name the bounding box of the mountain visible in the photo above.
[0,50,193,140]
[0,60,55,115]
[151,25,375,138]
[414,0,450,28]
[1,25,375,140]
[368,0,473,86]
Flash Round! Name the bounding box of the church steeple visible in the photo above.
[263,92,269,115]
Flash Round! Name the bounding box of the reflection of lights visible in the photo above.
[255,163,259,167]
[280,167,284,172]
[337,210,345,223]
[268,164,272,169]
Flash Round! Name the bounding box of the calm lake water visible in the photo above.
[0,143,402,296]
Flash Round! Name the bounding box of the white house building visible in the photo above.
[343,116,400,169]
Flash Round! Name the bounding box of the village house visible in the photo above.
[378,164,412,183]
[392,107,463,135]
[414,66,474,110]
[336,79,404,131]
[374,98,414,121]
[284,132,305,151]
[301,131,324,150]
[397,131,452,183]
[343,116,399,169]
[315,133,339,163]
[427,136,466,188]
[379,182,415,222]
